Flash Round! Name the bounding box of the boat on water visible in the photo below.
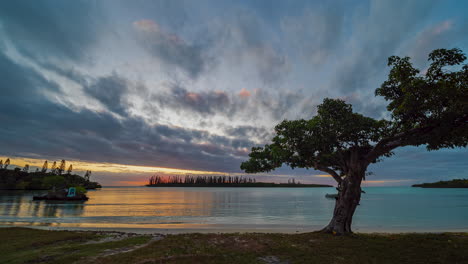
[32,187,89,201]
[32,196,88,201]
[325,193,338,199]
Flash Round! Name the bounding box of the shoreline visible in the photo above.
[2,224,468,235]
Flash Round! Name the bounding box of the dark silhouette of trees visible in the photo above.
[146,175,324,187]
[4,158,10,169]
[241,48,468,235]
[84,170,91,181]
[148,175,257,185]
[57,160,66,175]
[43,175,66,191]
[0,160,3,168]
[41,161,48,173]
[0,158,101,190]
[413,178,468,188]
[50,161,57,174]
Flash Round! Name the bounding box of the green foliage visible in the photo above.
[15,181,28,190]
[43,175,66,189]
[241,98,390,175]
[0,158,101,190]
[241,48,468,179]
[376,48,468,150]
[75,186,87,194]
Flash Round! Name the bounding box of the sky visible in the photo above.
[0,0,467,186]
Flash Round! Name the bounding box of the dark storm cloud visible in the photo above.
[84,75,130,115]
[0,0,101,62]
[37,62,132,116]
[150,83,316,123]
[0,52,60,98]
[223,125,272,142]
[0,50,252,172]
[37,62,89,87]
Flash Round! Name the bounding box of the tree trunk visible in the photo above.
[322,167,365,235]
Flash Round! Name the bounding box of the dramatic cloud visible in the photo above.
[280,3,345,64]
[154,84,230,115]
[84,74,130,115]
[1,0,467,185]
[0,0,101,62]
[133,19,206,78]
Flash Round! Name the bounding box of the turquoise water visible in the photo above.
[1,187,467,232]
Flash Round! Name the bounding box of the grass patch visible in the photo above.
[93,232,468,264]
[0,228,151,264]
[1,228,468,264]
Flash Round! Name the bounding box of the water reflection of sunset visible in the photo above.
[85,188,217,218]
[0,188,222,229]
[2,187,332,230]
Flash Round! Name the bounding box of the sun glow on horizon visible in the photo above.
[0,156,230,176]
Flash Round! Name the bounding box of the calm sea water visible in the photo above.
[1,187,467,233]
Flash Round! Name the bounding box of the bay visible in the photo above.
[1,187,467,233]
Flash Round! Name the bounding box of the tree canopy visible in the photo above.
[241,48,467,234]
[241,48,467,185]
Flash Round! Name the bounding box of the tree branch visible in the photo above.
[314,162,342,184]
[365,125,437,164]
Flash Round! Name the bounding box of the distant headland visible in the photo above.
[147,175,332,187]
[0,158,101,190]
[412,179,468,188]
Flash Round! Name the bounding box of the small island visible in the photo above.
[147,175,332,187]
[0,158,101,190]
[412,179,468,188]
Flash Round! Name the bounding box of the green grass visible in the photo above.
[1,228,468,264]
[0,228,151,264]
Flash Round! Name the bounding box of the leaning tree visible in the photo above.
[241,48,468,235]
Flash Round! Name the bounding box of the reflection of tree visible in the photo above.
[0,191,24,216]
[43,203,59,218]
[0,191,86,227]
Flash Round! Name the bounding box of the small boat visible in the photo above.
[33,187,88,201]
[325,193,338,199]
[33,195,88,201]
